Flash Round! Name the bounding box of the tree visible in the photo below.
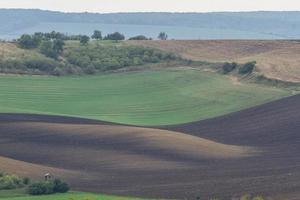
[17,34,41,49]
[80,35,90,45]
[158,32,168,40]
[39,40,57,59]
[104,32,125,40]
[92,30,102,40]
[53,39,65,54]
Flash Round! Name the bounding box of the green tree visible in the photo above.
[39,40,57,59]
[80,35,90,45]
[53,39,65,54]
[158,32,168,40]
[104,32,125,40]
[17,34,40,49]
[92,30,102,40]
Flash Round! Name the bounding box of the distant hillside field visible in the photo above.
[0,70,289,125]
[128,40,300,83]
[1,9,300,39]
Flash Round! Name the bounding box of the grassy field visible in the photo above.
[0,69,290,125]
[0,190,143,200]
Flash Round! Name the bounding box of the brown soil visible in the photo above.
[0,94,299,199]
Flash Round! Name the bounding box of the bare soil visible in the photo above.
[0,94,299,199]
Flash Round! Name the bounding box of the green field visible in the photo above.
[0,69,290,125]
[0,189,143,200]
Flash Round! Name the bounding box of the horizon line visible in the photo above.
[1,8,300,14]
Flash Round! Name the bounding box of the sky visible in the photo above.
[0,0,300,13]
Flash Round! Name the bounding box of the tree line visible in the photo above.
[17,30,168,48]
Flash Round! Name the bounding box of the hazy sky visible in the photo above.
[0,0,300,13]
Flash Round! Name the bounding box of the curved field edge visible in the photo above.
[0,190,147,200]
[0,93,299,199]
[0,69,290,126]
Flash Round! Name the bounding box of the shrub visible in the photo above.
[28,182,54,195]
[22,177,30,185]
[129,35,150,40]
[64,45,178,72]
[28,179,69,195]
[222,62,237,74]
[0,174,23,190]
[239,61,256,74]
[53,179,70,193]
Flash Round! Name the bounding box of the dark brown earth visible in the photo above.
[0,94,299,199]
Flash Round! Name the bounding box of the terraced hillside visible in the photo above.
[127,40,300,83]
[0,70,289,126]
[0,94,299,199]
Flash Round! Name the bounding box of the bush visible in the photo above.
[0,56,66,76]
[0,174,23,190]
[28,179,69,195]
[129,35,150,40]
[222,62,237,74]
[53,179,70,193]
[64,45,178,72]
[22,177,30,185]
[28,182,54,195]
[239,61,256,74]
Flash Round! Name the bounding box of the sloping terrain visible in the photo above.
[0,94,299,199]
[0,70,289,126]
[128,40,300,83]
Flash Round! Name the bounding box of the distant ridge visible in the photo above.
[1,9,300,39]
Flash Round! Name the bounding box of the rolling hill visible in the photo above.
[0,69,289,126]
[128,40,300,83]
[0,94,299,199]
